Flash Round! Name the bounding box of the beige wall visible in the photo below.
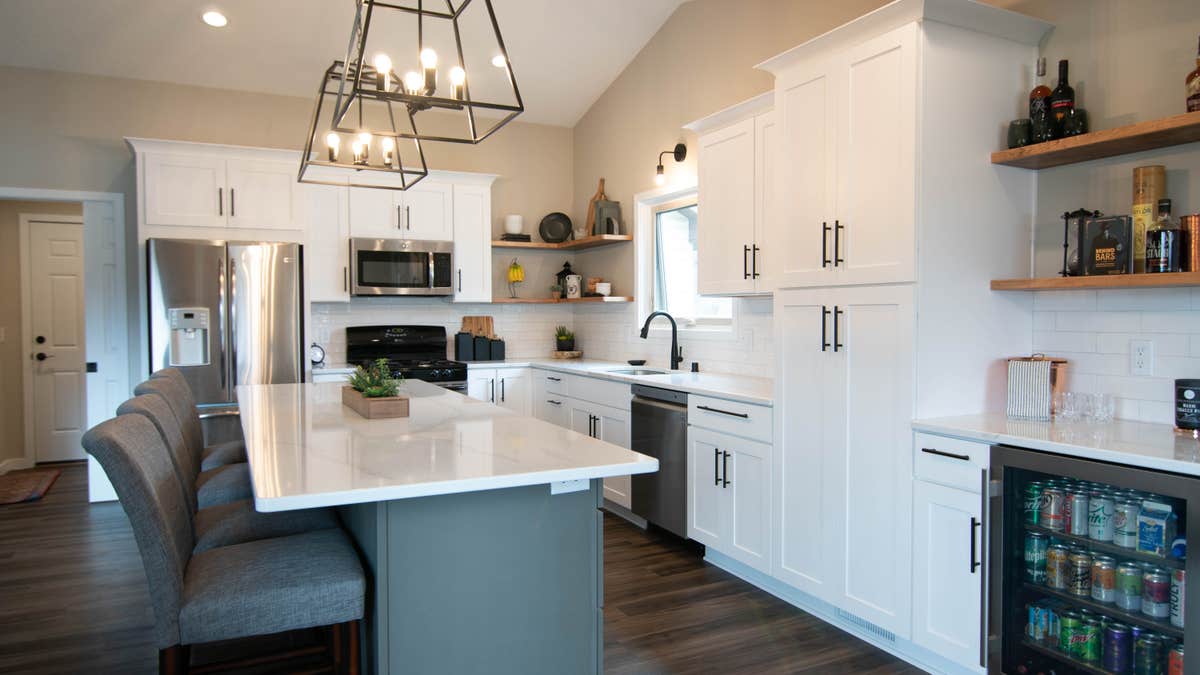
[0,200,83,463]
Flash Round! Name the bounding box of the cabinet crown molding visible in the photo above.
[684,91,773,135]
[755,0,1051,74]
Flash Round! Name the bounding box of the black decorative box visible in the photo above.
[1080,215,1133,276]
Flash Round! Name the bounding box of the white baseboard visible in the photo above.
[703,549,981,675]
[0,457,34,475]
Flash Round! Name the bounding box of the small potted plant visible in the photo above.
[549,283,562,300]
[555,325,575,352]
[342,358,409,418]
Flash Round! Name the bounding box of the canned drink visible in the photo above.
[1143,568,1171,619]
[1024,481,1044,525]
[1070,552,1094,596]
[1170,569,1186,628]
[1090,493,1116,541]
[1041,487,1066,531]
[1027,602,1055,643]
[1118,562,1145,611]
[1025,532,1049,583]
[1134,635,1165,675]
[1066,490,1091,536]
[1104,623,1134,674]
[1047,544,1071,590]
[1169,645,1184,675]
[1115,500,1143,547]
[1092,556,1118,603]
[1059,610,1083,653]
[1080,618,1102,662]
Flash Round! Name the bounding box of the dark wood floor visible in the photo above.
[0,465,924,674]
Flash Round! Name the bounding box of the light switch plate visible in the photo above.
[1131,340,1154,376]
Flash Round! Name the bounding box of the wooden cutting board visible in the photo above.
[584,178,606,237]
[461,316,495,338]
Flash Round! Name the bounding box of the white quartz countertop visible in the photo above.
[236,381,659,512]
[913,413,1200,476]
[465,358,774,406]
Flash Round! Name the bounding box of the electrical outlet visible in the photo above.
[1131,340,1154,376]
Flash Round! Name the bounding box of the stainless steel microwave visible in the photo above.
[350,238,454,296]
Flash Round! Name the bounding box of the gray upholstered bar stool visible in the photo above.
[83,414,364,675]
[134,377,252,508]
[118,393,338,553]
[147,368,247,469]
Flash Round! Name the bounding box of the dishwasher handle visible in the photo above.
[632,396,688,415]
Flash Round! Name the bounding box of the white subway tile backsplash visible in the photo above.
[1031,292,1199,424]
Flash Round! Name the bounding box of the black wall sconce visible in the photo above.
[655,143,687,186]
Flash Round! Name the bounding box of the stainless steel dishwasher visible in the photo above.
[630,384,688,538]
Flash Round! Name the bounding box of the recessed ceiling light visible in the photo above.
[202,11,228,28]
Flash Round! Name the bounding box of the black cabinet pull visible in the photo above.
[821,306,830,352]
[696,405,748,419]
[752,245,760,279]
[406,205,411,230]
[833,306,843,352]
[218,188,223,216]
[743,245,750,280]
[501,378,506,402]
[970,517,981,573]
[834,220,844,266]
[920,447,971,462]
[230,188,236,217]
[490,379,495,402]
[547,376,561,382]
[821,222,830,267]
[547,399,561,406]
[343,266,348,292]
[714,448,721,486]
[722,451,730,488]
[457,269,462,293]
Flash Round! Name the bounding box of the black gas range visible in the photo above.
[345,325,468,391]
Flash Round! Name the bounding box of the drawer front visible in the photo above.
[538,370,567,395]
[312,371,351,384]
[565,374,631,411]
[687,394,771,443]
[913,431,988,493]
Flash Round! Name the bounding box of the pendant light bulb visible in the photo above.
[381,137,395,167]
[450,66,466,86]
[420,48,438,69]
[373,53,392,90]
[491,54,507,68]
[325,132,340,149]
[374,53,392,75]
[655,164,666,186]
[358,132,372,145]
[404,71,423,94]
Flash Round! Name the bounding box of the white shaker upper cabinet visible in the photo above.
[451,182,493,302]
[304,184,350,303]
[402,180,454,241]
[696,118,757,295]
[143,153,227,228]
[225,159,302,230]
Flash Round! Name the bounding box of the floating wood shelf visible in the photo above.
[991,272,1200,291]
[491,234,632,251]
[489,296,633,304]
[991,111,1200,169]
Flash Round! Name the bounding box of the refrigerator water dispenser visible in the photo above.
[168,307,210,366]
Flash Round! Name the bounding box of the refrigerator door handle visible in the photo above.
[217,256,227,391]
[228,258,238,390]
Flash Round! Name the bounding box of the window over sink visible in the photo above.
[652,198,732,328]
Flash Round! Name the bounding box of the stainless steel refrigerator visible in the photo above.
[148,238,304,407]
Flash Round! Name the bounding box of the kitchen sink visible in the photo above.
[606,368,667,376]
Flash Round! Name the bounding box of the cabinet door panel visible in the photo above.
[497,369,530,416]
[752,111,776,292]
[770,63,836,287]
[773,289,838,599]
[835,284,914,636]
[687,428,725,548]
[535,396,568,427]
[727,437,771,573]
[568,400,594,438]
[452,184,492,302]
[466,370,494,403]
[595,407,631,509]
[348,187,399,239]
[144,153,226,227]
[912,480,984,671]
[402,180,453,241]
[833,24,917,285]
[226,159,300,230]
[304,185,350,302]
[696,118,756,295]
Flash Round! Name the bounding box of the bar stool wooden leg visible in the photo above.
[345,620,360,675]
[159,644,190,675]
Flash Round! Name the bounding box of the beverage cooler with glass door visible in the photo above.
[991,445,1199,675]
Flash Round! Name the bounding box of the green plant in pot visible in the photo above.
[555,325,575,352]
[549,283,562,300]
[348,358,403,398]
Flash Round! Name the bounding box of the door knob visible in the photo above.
[35,352,53,361]
[35,335,45,344]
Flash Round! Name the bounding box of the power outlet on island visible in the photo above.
[1131,340,1154,376]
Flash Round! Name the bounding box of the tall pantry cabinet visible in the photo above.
[757,0,1048,651]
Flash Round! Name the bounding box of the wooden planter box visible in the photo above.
[342,387,410,419]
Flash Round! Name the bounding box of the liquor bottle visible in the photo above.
[1029,57,1056,143]
[1188,35,1200,112]
[1147,199,1183,273]
[1048,59,1075,131]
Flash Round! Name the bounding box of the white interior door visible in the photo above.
[25,216,87,462]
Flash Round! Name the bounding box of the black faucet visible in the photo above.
[639,311,684,370]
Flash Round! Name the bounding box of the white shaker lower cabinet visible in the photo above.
[566,395,632,508]
[774,284,914,636]
[467,369,496,403]
[534,394,568,427]
[686,426,771,573]
[467,368,530,415]
[911,479,986,673]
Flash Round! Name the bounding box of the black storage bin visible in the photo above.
[473,336,492,361]
[490,339,505,361]
[455,332,475,361]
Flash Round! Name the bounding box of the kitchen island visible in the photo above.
[236,380,658,675]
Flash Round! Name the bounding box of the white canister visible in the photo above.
[565,274,582,299]
[594,282,611,296]
[504,214,524,235]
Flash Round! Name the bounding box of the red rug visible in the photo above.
[0,468,61,505]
